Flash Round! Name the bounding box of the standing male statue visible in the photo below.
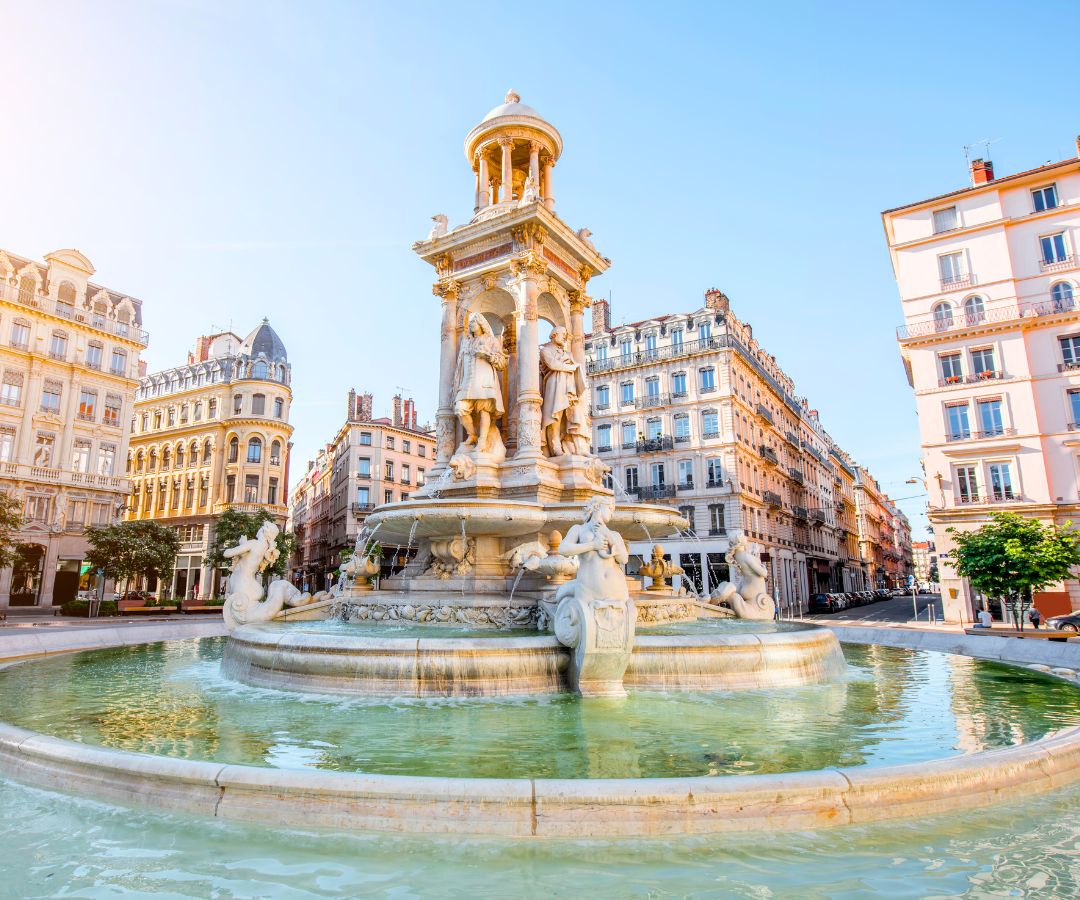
[454,314,507,455]
[540,326,589,457]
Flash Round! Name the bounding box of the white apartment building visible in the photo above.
[886,140,1080,621]
[586,290,881,612]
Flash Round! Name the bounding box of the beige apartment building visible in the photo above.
[290,391,435,590]
[585,290,905,612]
[125,322,293,599]
[885,137,1080,619]
[0,248,147,609]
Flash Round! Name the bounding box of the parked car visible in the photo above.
[831,592,849,611]
[809,593,837,614]
[1046,612,1080,633]
[845,592,863,608]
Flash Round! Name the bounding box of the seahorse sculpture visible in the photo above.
[710,531,776,621]
[222,522,315,631]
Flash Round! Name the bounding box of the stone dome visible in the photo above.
[238,318,288,362]
[481,90,545,124]
[465,90,562,163]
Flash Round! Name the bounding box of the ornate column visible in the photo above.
[567,290,589,371]
[57,378,78,467]
[528,142,541,191]
[499,138,514,203]
[503,316,518,457]
[433,279,462,467]
[513,256,546,460]
[542,157,555,211]
[477,151,489,209]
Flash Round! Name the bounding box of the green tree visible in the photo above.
[84,521,181,599]
[928,562,939,584]
[207,508,295,578]
[948,512,1080,629]
[0,490,24,570]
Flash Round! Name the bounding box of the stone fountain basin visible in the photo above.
[365,498,687,542]
[221,621,847,697]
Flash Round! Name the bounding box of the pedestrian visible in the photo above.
[1026,606,1042,629]
[975,609,992,629]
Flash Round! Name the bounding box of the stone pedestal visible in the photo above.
[554,596,636,698]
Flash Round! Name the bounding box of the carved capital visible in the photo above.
[432,278,462,300]
[578,264,594,286]
[529,141,542,154]
[568,290,591,315]
[498,137,514,149]
[480,271,498,292]
[432,253,453,278]
[511,224,527,247]
[520,251,547,276]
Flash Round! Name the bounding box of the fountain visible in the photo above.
[1,93,1080,864]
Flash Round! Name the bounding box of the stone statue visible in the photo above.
[222,522,314,631]
[576,227,596,252]
[518,174,540,206]
[709,531,776,620]
[638,544,684,592]
[453,314,507,457]
[540,326,589,457]
[428,214,448,241]
[550,498,636,697]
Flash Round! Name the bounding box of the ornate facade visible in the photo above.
[125,322,292,599]
[0,248,147,609]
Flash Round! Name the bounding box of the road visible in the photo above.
[804,592,943,626]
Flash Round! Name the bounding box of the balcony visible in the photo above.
[621,441,636,450]
[597,445,612,453]
[351,503,375,515]
[702,430,721,440]
[938,370,1007,387]
[636,436,674,453]
[940,273,974,291]
[674,434,691,444]
[705,479,727,489]
[636,484,676,501]
[763,490,782,508]
[676,480,695,492]
[810,508,826,524]
[945,427,1016,442]
[759,445,779,466]
[784,430,800,447]
[801,442,826,464]
[586,335,726,375]
[357,472,372,480]
[755,404,774,425]
[898,291,1076,341]
[954,494,1026,507]
[0,282,150,345]
[591,403,610,416]
[1040,255,1075,273]
[636,393,671,410]
[1060,362,1080,373]
[708,527,727,536]
[792,505,808,521]
[787,467,804,485]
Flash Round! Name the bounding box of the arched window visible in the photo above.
[148,449,158,472]
[932,301,954,330]
[189,441,199,467]
[203,439,212,464]
[228,436,239,463]
[270,440,282,465]
[176,444,185,468]
[962,296,985,324]
[253,360,268,380]
[1052,282,1075,309]
[136,450,144,473]
[161,447,171,470]
[247,437,262,463]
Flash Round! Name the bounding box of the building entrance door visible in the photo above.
[53,559,82,606]
[10,544,45,605]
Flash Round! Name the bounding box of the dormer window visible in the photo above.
[932,206,958,233]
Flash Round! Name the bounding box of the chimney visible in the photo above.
[970,158,994,186]
[704,288,729,314]
[591,298,610,334]
[1075,135,1080,158]
[403,398,417,430]
[356,392,373,422]
[392,394,403,428]
[347,388,357,422]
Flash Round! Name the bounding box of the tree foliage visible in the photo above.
[948,513,1080,628]
[83,521,181,594]
[0,490,23,570]
[207,508,295,578]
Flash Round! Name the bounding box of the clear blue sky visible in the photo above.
[4,0,1078,538]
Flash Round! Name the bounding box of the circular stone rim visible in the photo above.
[1,628,1080,836]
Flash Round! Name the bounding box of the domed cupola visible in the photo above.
[238,318,288,363]
[464,90,562,220]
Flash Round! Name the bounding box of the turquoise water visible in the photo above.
[1,638,1079,778]
[2,776,1079,896]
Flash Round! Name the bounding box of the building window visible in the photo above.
[179,404,189,424]
[98,445,115,476]
[270,440,281,465]
[228,437,239,463]
[621,421,635,448]
[988,462,1015,501]
[385,436,395,450]
[970,347,995,377]
[620,382,634,405]
[679,505,696,535]
[0,428,15,462]
[251,393,266,415]
[78,388,97,421]
[956,465,978,503]
[33,432,54,467]
[646,417,662,440]
[271,397,283,418]
[360,431,372,446]
[671,328,684,350]
[225,475,236,503]
[962,296,985,324]
[176,444,185,468]
[699,368,716,392]
[356,486,370,506]
[678,459,693,487]
[162,446,171,470]
[71,440,91,473]
[932,206,958,233]
[358,457,371,478]
[595,343,608,363]
[171,479,181,509]
[707,458,723,486]
[645,376,660,400]
[193,401,202,421]
[208,399,217,419]
[672,372,687,396]
[940,353,963,383]
[946,404,971,440]
[702,410,719,437]
[400,464,411,485]
[49,331,68,359]
[268,477,278,506]
[644,334,658,356]
[1032,184,1059,212]
[24,495,50,522]
[619,338,632,358]
[708,504,725,535]
[698,321,712,343]
[98,394,120,428]
[976,398,1004,436]
[1041,232,1069,265]
[244,474,259,503]
[1,372,23,406]
[385,460,394,481]
[233,394,243,414]
[1052,282,1075,309]
[1061,334,1080,369]
[384,489,393,504]
[199,478,209,507]
[674,413,690,441]
[417,468,426,486]
[418,445,427,458]
[1070,390,1080,428]
[10,321,29,349]
[938,252,964,285]
[625,466,639,493]
[167,407,176,426]
[110,348,127,375]
[85,342,102,369]
[184,479,194,508]
[40,381,61,414]
[932,301,954,329]
[595,385,610,408]
[247,437,262,463]
[650,462,666,487]
[597,424,612,450]
[253,360,268,380]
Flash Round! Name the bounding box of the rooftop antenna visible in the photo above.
[963,137,1002,171]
